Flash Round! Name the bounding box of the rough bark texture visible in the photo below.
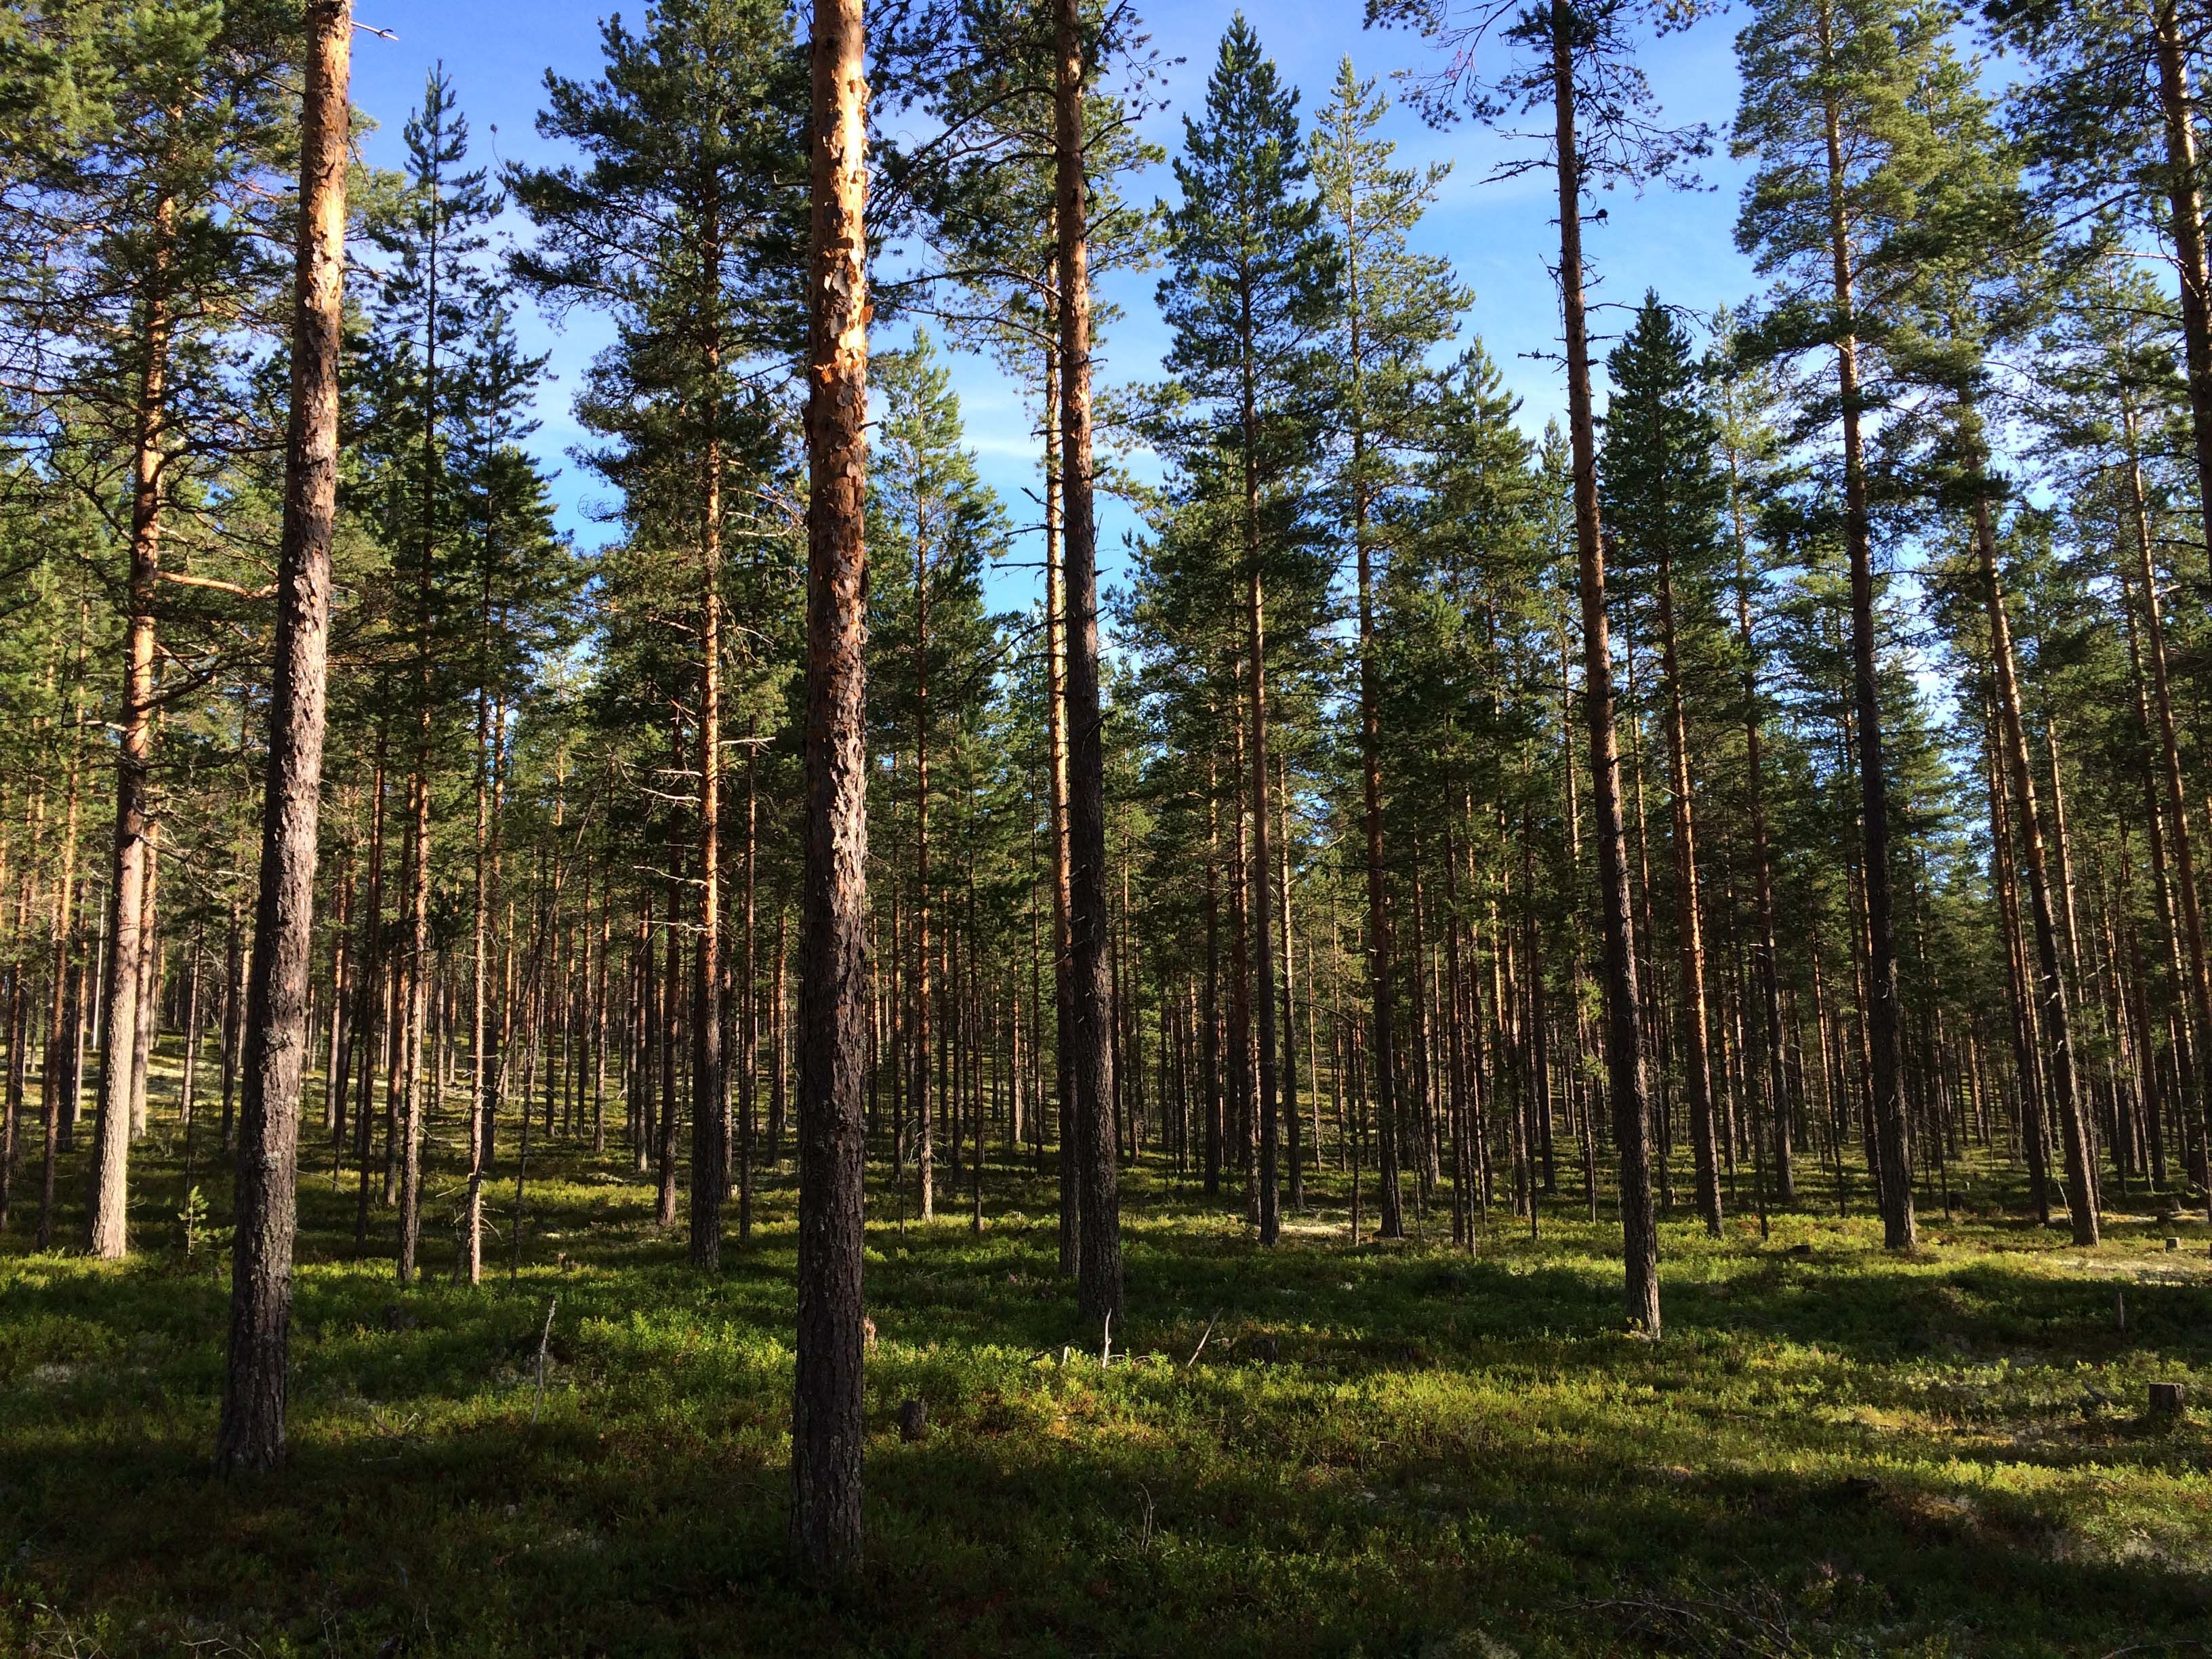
[792,0,869,1578]
[216,0,350,1476]
[1055,0,1123,1323]
[1552,7,1659,1334]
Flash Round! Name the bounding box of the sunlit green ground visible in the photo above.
[3,1043,2207,1656]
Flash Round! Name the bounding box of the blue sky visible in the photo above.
[347,0,1763,615]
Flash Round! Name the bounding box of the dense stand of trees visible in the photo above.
[5,0,2212,1568]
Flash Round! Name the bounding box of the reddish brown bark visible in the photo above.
[792,0,870,1577]
[216,0,351,1475]
[1054,0,1122,1321]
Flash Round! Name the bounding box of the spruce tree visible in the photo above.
[1603,293,1729,1239]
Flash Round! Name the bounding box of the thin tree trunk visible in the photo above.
[691,411,726,1269]
[87,188,176,1261]
[1656,552,1721,1237]
[2121,402,2212,1221]
[914,510,935,1221]
[1973,495,2097,1244]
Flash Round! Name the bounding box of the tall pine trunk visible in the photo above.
[1055,0,1122,1321]
[1551,3,1659,1333]
[1819,41,1913,1250]
[792,0,869,1576]
[217,0,350,1474]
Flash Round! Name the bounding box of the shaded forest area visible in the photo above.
[0,0,2208,1652]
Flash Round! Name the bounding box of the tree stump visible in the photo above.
[2148,1382,2186,1418]
[897,1398,929,1442]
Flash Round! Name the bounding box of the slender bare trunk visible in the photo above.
[1726,480,1791,1204]
[914,516,934,1221]
[691,411,726,1268]
[1972,495,2095,1242]
[2121,403,2212,1219]
[1656,554,1721,1237]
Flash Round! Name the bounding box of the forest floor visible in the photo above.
[2,1055,2209,1656]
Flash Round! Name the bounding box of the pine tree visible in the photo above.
[1159,14,1339,1246]
[867,333,1007,1222]
[0,0,300,1259]
[1732,0,1952,1250]
[1311,54,1468,1240]
[364,64,501,1284]
[510,0,807,1271]
[1987,0,2212,605]
[1883,57,2100,1243]
[1375,0,1713,1334]
[1708,306,1796,1205]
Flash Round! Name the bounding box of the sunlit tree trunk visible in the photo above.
[217,0,351,1474]
[792,0,870,1576]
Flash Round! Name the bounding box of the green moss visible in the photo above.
[2,1094,2205,1656]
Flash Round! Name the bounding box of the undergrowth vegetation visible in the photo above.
[3,1071,2205,1657]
